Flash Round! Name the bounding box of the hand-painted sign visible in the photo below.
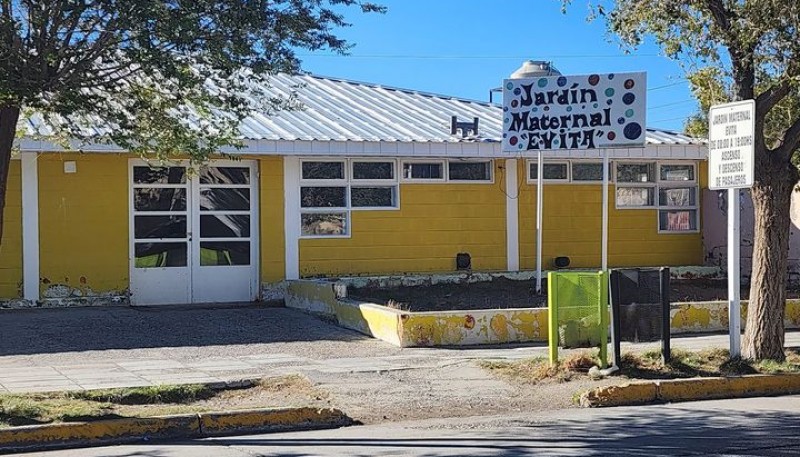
[502,72,647,151]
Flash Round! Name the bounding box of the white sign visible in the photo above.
[502,72,647,151]
[708,100,755,190]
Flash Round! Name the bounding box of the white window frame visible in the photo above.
[526,160,570,184]
[614,161,657,209]
[349,158,400,211]
[570,160,613,184]
[446,159,495,184]
[657,161,699,234]
[299,158,400,239]
[400,159,446,183]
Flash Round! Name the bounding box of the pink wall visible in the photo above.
[703,189,800,284]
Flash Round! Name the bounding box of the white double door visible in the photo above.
[129,160,258,305]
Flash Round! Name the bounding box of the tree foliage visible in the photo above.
[564,0,800,360]
[0,0,384,160]
[0,0,382,245]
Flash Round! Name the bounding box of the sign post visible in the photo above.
[708,99,755,359]
[502,72,647,294]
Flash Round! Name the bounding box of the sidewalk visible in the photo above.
[2,305,800,392]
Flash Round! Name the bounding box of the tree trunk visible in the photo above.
[742,155,799,361]
[0,105,21,246]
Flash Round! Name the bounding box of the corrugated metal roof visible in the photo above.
[23,72,703,146]
[242,73,702,145]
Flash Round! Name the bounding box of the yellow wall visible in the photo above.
[38,153,129,294]
[258,157,285,282]
[299,160,508,277]
[0,160,22,298]
[518,160,703,269]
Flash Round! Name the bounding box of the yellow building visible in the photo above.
[4,74,706,306]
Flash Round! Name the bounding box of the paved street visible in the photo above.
[22,396,800,456]
[2,305,799,393]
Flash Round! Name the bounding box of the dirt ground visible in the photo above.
[349,278,800,312]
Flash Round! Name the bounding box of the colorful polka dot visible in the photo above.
[623,93,636,105]
[624,123,643,140]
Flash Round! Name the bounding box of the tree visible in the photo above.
[0,0,383,241]
[564,0,800,360]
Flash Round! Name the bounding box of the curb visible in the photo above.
[0,407,353,454]
[579,373,800,407]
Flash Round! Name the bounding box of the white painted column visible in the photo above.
[284,156,301,280]
[21,153,40,301]
[536,151,544,293]
[728,188,741,358]
[601,151,609,271]
[505,159,519,271]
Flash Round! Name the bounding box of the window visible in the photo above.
[300,186,347,208]
[615,162,656,208]
[353,161,394,180]
[660,164,695,182]
[300,159,398,238]
[617,187,655,207]
[351,187,396,207]
[658,163,699,232]
[448,161,492,181]
[529,162,569,181]
[402,162,444,180]
[572,162,610,182]
[659,210,698,232]
[617,163,655,183]
[302,161,344,180]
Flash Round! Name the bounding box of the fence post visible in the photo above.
[599,270,608,369]
[660,267,671,363]
[548,272,558,366]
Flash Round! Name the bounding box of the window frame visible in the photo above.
[400,159,447,183]
[299,158,400,239]
[446,159,495,183]
[526,160,570,184]
[570,160,613,184]
[657,161,699,233]
[300,159,347,182]
[614,161,657,210]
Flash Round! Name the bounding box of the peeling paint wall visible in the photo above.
[703,189,800,285]
[399,308,548,346]
[284,279,800,347]
[38,154,129,300]
[671,299,800,334]
[0,160,22,299]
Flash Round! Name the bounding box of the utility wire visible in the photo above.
[298,53,664,60]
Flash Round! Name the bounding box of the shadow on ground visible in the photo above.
[112,406,800,456]
[0,305,370,356]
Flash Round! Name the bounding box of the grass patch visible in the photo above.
[480,351,600,384]
[69,384,215,405]
[0,375,326,428]
[620,348,800,379]
[480,348,800,385]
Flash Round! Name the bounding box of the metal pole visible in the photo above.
[536,150,544,293]
[602,152,609,271]
[728,188,741,358]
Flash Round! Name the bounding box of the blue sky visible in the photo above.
[299,0,698,132]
